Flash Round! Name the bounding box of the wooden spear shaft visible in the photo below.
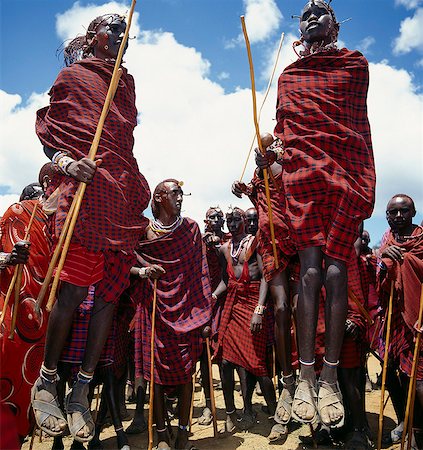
[241,15,279,269]
[348,287,374,325]
[44,0,137,311]
[377,280,395,450]
[148,279,158,450]
[0,202,38,330]
[206,336,218,438]
[401,283,423,450]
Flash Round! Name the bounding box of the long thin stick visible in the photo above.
[148,279,158,450]
[43,0,137,311]
[401,283,423,450]
[348,287,374,325]
[0,202,38,329]
[35,188,78,312]
[206,336,218,438]
[8,265,24,340]
[272,345,277,390]
[377,280,395,450]
[189,372,195,431]
[241,15,279,269]
[239,32,285,182]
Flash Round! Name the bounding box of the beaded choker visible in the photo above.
[150,216,183,234]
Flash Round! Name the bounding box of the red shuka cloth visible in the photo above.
[133,218,212,385]
[250,171,295,281]
[274,49,376,262]
[215,259,268,377]
[35,57,150,253]
[378,226,423,379]
[0,200,51,439]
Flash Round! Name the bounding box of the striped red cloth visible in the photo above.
[378,226,423,379]
[274,48,375,262]
[0,200,51,440]
[215,260,268,377]
[250,171,295,281]
[35,57,150,254]
[133,218,212,385]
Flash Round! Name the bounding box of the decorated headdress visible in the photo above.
[63,13,125,66]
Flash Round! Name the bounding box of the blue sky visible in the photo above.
[1,0,422,245]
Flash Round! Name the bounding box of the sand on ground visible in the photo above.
[22,355,402,450]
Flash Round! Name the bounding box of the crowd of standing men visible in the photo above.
[0,1,422,450]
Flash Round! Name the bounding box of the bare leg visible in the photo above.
[67,297,116,440]
[126,376,147,433]
[174,381,194,449]
[220,359,239,431]
[154,384,171,449]
[292,247,322,422]
[318,255,347,426]
[235,367,256,430]
[33,283,88,435]
[198,345,213,425]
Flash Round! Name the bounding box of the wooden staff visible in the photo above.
[148,279,158,450]
[272,344,277,390]
[377,280,395,450]
[241,15,279,269]
[239,32,285,183]
[205,336,218,438]
[0,202,38,330]
[189,372,196,431]
[401,283,423,450]
[37,0,137,312]
[348,287,374,325]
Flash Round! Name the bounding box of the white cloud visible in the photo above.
[217,71,230,80]
[393,7,423,54]
[395,0,423,9]
[225,0,282,48]
[1,2,422,243]
[357,36,376,54]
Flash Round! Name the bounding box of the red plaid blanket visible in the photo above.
[378,226,423,378]
[250,171,295,281]
[36,57,150,253]
[274,48,375,262]
[133,218,212,385]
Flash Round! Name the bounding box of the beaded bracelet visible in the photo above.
[254,304,266,315]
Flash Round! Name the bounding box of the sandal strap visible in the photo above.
[32,398,66,422]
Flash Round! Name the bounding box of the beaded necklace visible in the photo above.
[150,216,183,234]
[230,235,251,261]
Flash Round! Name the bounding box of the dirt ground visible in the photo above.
[22,356,401,450]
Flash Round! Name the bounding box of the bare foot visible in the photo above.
[292,378,318,423]
[268,423,288,443]
[225,411,239,433]
[317,380,344,427]
[275,376,295,424]
[31,377,67,435]
[198,406,213,426]
[66,382,94,441]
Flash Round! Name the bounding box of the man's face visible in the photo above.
[361,230,370,250]
[245,209,258,235]
[158,182,183,218]
[206,210,224,233]
[300,1,334,44]
[386,196,415,232]
[95,16,127,60]
[226,211,245,236]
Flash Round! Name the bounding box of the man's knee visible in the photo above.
[325,262,346,287]
[302,266,321,289]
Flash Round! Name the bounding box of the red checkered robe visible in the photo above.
[215,256,268,377]
[0,200,51,439]
[250,171,295,281]
[204,233,230,340]
[378,226,423,379]
[133,218,212,385]
[35,58,150,303]
[315,251,367,371]
[274,49,376,262]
